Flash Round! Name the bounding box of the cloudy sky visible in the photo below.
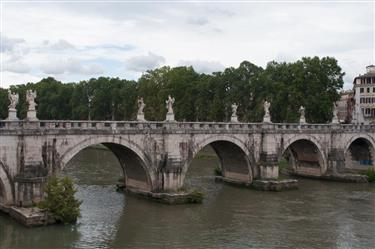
[1,0,374,89]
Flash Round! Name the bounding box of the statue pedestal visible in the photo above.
[332,116,339,124]
[231,115,238,122]
[26,109,38,121]
[7,108,18,121]
[137,114,145,122]
[299,117,306,124]
[165,113,175,122]
[263,114,271,123]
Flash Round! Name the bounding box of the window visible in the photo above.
[360,88,364,93]
[373,87,375,93]
[367,88,370,93]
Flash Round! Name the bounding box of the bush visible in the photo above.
[187,189,204,204]
[365,169,375,182]
[38,176,82,224]
[214,166,222,176]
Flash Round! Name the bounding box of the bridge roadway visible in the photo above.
[0,120,374,206]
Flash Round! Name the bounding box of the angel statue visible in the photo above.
[166,95,175,114]
[8,90,19,110]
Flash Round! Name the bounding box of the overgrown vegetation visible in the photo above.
[1,57,344,123]
[187,189,204,203]
[214,166,222,176]
[364,169,375,182]
[278,158,289,171]
[38,176,82,224]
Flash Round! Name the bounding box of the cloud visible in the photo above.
[187,17,209,26]
[40,57,104,75]
[125,52,165,72]
[3,60,30,74]
[1,34,25,52]
[178,60,225,73]
[44,39,75,50]
[1,71,42,88]
[1,2,374,88]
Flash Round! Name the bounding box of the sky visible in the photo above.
[1,0,374,89]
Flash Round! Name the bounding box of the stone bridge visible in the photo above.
[0,120,374,207]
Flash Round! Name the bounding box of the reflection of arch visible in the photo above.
[282,135,327,175]
[344,135,375,169]
[182,135,253,184]
[0,163,13,205]
[60,136,156,191]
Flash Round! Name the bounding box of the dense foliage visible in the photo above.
[0,57,344,123]
[38,177,82,224]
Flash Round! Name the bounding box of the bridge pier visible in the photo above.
[328,148,346,174]
[259,131,279,179]
[1,120,374,210]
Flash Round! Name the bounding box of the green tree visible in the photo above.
[38,176,82,224]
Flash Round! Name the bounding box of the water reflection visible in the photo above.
[0,146,374,249]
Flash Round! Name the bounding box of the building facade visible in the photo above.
[352,65,375,124]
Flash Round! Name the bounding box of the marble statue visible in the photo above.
[263,100,271,123]
[137,97,145,115]
[26,90,37,110]
[166,95,175,114]
[231,103,239,122]
[8,90,19,110]
[299,106,306,124]
[231,103,238,117]
[264,100,270,116]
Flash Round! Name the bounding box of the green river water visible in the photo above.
[1,147,374,249]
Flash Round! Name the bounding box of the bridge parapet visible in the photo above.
[1,120,375,134]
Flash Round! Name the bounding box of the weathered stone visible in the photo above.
[0,120,374,211]
[252,179,298,191]
[6,206,55,227]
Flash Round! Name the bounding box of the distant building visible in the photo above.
[352,65,375,124]
[337,90,354,123]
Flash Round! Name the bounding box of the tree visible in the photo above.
[38,176,82,224]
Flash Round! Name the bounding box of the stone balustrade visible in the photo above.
[1,119,374,134]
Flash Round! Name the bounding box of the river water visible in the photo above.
[1,147,375,249]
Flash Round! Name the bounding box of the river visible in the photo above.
[1,146,374,249]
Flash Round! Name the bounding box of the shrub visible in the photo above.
[365,169,375,182]
[214,166,222,176]
[187,189,204,204]
[38,176,82,224]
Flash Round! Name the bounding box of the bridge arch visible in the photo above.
[182,135,254,185]
[344,135,375,170]
[0,163,13,205]
[60,136,157,192]
[281,135,327,176]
